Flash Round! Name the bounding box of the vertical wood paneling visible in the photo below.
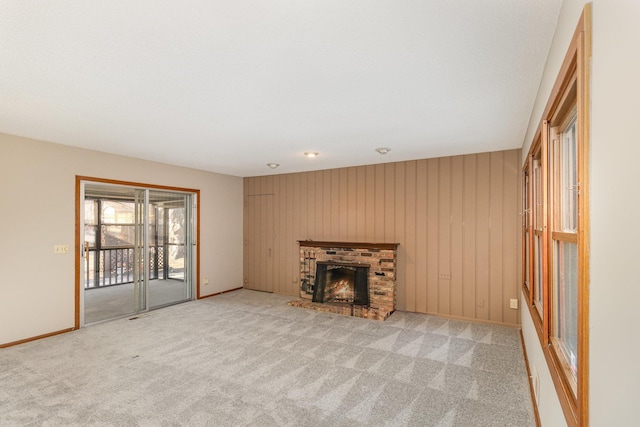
[404,161,417,312]
[278,174,288,294]
[273,177,281,293]
[327,169,340,240]
[298,173,308,240]
[347,167,357,241]
[257,178,265,291]
[426,159,439,313]
[365,165,376,238]
[338,168,348,239]
[438,157,451,314]
[286,174,296,295]
[243,177,250,289]
[489,152,504,322]
[415,160,428,313]
[394,162,407,311]
[374,164,385,242]
[247,178,256,290]
[263,175,274,292]
[450,156,464,317]
[476,153,491,320]
[295,173,305,293]
[269,175,283,292]
[322,170,332,240]
[266,177,274,292]
[247,179,264,289]
[315,171,324,238]
[462,156,477,318]
[384,163,395,242]
[306,173,313,241]
[356,167,366,240]
[253,185,263,291]
[502,150,519,324]
[243,149,522,324]
[252,177,259,291]
[261,196,274,292]
[307,172,322,240]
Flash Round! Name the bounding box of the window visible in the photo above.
[532,149,546,322]
[550,110,579,394]
[521,5,590,426]
[522,165,531,293]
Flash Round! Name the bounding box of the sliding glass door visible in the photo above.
[81,182,195,325]
[148,190,193,310]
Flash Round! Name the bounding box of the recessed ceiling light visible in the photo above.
[266,163,279,169]
[304,152,319,158]
[375,147,391,155]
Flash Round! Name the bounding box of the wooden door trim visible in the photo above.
[75,176,201,329]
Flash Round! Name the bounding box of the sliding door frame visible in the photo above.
[75,176,201,329]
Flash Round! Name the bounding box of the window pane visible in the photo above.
[101,201,135,224]
[525,232,530,290]
[561,116,578,231]
[84,225,97,248]
[102,225,136,246]
[168,208,185,244]
[533,160,543,230]
[84,200,97,225]
[524,173,531,290]
[553,240,579,380]
[534,234,543,317]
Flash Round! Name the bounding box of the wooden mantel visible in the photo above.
[298,240,399,251]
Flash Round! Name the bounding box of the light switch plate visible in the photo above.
[54,244,70,254]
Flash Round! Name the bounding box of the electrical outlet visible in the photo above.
[510,298,518,309]
[438,272,451,280]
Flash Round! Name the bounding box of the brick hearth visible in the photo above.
[289,240,399,320]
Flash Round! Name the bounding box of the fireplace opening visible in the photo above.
[313,261,369,306]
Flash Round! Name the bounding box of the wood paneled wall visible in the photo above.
[243,149,521,325]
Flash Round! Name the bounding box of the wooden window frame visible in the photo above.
[521,5,590,426]
[525,139,549,344]
[521,161,531,294]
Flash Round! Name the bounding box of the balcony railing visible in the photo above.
[84,244,183,289]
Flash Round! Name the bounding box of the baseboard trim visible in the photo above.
[0,327,75,348]
[520,329,542,427]
[198,286,243,299]
[420,310,521,328]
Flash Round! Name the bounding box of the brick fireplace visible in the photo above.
[289,241,399,320]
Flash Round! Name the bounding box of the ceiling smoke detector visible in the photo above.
[375,147,391,155]
[266,163,280,169]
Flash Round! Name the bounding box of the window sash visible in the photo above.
[549,109,580,400]
[561,114,578,232]
[533,159,543,231]
[533,233,544,318]
[551,239,579,396]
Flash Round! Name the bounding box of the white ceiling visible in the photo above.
[0,1,562,177]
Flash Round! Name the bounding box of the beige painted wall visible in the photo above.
[0,133,243,345]
[244,149,522,325]
[588,0,640,424]
[521,1,640,425]
[519,2,587,425]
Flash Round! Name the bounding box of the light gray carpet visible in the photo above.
[85,279,191,324]
[0,290,535,426]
